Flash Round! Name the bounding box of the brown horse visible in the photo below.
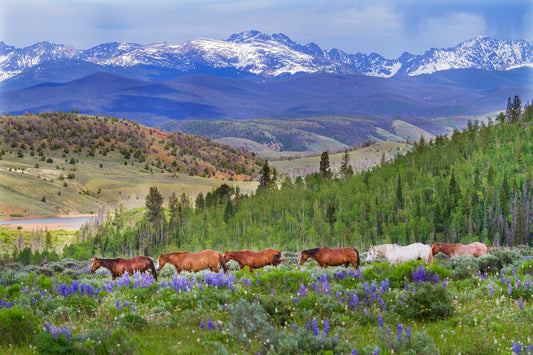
[223,248,283,272]
[90,256,157,280]
[299,247,361,269]
[157,250,228,274]
[431,242,490,257]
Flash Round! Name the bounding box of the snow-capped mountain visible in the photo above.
[0,31,532,83]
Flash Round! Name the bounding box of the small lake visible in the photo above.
[0,216,95,229]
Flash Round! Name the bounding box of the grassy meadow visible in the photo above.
[0,248,531,354]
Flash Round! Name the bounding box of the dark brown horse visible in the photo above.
[157,250,228,274]
[431,242,490,257]
[299,247,360,269]
[90,256,157,280]
[223,248,283,272]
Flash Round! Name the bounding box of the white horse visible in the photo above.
[366,243,433,265]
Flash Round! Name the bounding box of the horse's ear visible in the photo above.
[93,255,97,260]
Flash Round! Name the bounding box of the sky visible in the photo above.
[0,0,532,58]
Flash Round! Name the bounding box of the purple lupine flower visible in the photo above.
[508,283,513,296]
[292,324,298,332]
[32,298,37,305]
[397,324,403,342]
[363,309,372,319]
[256,279,261,286]
[512,341,523,354]
[525,344,533,354]
[311,318,319,336]
[324,319,330,335]
[60,326,71,341]
[442,279,448,288]
[200,321,205,331]
[123,300,128,307]
[501,270,506,286]
[270,288,275,295]
[377,314,383,328]
[374,347,379,355]
[298,284,307,298]
[294,298,300,303]
[518,298,524,311]
[489,284,494,295]
[352,349,357,355]
[116,299,121,310]
[364,282,371,295]
[45,323,51,333]
[52,326,59,340]
[378,298,387,311]
[305,322,310,331]
[404,281,409,290]
[207,318,216,331]
[406,327,412,341]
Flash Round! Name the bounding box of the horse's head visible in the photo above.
[90,256,100,273]
[156,254,166,271]
[223,251,231,263]
[299,251,309,265]
[366,246,377,264]
[431,243,440,255]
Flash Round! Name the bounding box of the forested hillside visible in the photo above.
[63,98,533,259]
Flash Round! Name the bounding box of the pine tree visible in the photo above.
[340,150,350,179]
[319,151,331,179]
[396,174,403,209]
[258,161,272,190]
[145,186,164,224]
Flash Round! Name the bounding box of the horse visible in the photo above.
[299,247,361,269]
[366,243,433,265]
[157,250,228,274]
[223,248,283,272]
[90,256,157,280]
[431,242,489,257]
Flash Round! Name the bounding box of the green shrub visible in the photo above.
[258,294,295,326]
[118,312,147,331]
[0,307,40,345]
[227,299,277,349]
[33,329,82,355]
[450,255,479,280]
[276,327,343,354]
[394,283,454,321]
[518,259,533,277]
[78,328,138,354]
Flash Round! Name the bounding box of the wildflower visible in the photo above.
[352,349,357,355]
[324,318,330,335]
[518,298,524,311]
[512,341,523,354]
[363,309,372,319]
[200,321,205,332]
[294,298,300,304]
[374,347,379,355]
[489,284,494,295]
[52,326,59,340]
[377,314,383,328]
[311,318,319,336]
[406,327,412,341]
[508,283,513,296]
[116,299,121,310]
[207,318,216,331]
[292,324,298,332]
[397,324,403,342]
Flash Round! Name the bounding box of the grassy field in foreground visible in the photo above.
[0,248,531,354]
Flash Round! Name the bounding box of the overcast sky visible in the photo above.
[0,0,531,58]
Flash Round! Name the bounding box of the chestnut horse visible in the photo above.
[432,242,489,257]
[90,256,157,280]
[157,250,228,274]
[299,247,361,269]
[366,243,433,265]
[223,248,283,272]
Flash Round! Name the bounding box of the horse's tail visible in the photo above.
[427,247,433,265]
[148,257,158,280]
[354,248,361,269]
[219,253,228,273]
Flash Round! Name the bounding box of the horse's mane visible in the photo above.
[303,248,321,256]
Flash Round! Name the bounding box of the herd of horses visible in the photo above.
[90,242,490,280]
